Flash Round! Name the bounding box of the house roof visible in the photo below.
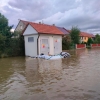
[27,22,64,35]
[57,27,70,35]
[68,29,95,38]
[20,20,29,25]
[80,32,95,38]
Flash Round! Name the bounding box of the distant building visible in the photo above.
[80,32,95,43]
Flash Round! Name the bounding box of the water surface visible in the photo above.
[0,48,100,100]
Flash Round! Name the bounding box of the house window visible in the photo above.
[28,37,34,42]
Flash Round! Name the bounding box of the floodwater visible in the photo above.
[0,48,100,100]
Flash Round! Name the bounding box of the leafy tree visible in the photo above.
[94,34,100,43]
[62,35,72,50]
[0,13,25,57]
[70,26,80,44]
[0,13,13,38]
[87,38,93,46]
[0,34,6,52]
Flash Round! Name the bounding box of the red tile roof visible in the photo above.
[80,32,95,38]
[68,29,95,38]
[29,22,64,35]
[20,20,95,37]
[21,20,63,35]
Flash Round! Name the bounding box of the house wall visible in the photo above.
[80,36,88,43]
[23,25,38,57]
[38,34,62,55]
[15,21,27,32]
[53,36,62,55]
[23,25,38,35]
[24,35,38,57]
[83,37,88,43]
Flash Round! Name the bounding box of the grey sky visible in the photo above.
[0,0,100,34]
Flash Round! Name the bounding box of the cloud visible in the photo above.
[0,0,100,34]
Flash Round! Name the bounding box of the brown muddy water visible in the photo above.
[0,48,100,100]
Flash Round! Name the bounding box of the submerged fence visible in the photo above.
[76,44,86,49]
[76,44,100,49]
[91,44,100,48]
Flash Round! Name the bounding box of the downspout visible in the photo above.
[37,34,40,55]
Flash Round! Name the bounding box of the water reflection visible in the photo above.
[0,48,100,100]
[25,58,62,83]
[0,58,14,84]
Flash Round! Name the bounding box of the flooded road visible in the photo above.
[0,48,100,100]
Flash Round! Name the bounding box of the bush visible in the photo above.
[87,38,93,46]
[0,34,25,57]
[62,35,72,50]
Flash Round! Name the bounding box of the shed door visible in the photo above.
[40,38,49,55]
[54,37,61,55]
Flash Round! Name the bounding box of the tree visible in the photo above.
[0,34,6,52]
[94,34,100,43]
[70,26,80,44]
[0,13,13,38]
[87,38,93,46]
[62,35,72,50]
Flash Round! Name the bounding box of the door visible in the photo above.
[40,38,49,55]
[54,37,61,55]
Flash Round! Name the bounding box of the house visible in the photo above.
[15,20,29,32]
[22,21,64,57]
[57,27,70,35]
[80,32,95,43]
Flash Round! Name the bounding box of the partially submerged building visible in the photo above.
[17,21,64,57]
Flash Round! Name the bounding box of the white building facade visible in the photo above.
[23,24,62,57]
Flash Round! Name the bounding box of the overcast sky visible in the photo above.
[0,0,100,34]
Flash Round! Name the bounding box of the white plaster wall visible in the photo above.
[23,25,38,57]
[38,34,62,55]
[23,25,38,35]
[49,36,54,55]
[24,35,38,57]
[38,35,50,55]
[53,36,62,54]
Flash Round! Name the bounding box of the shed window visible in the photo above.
[42,39,48,44]
[28,37,34,42]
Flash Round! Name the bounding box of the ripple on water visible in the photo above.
[0,49,100,100]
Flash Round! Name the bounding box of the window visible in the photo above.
[42,39,48,44]
[28,37,34,42]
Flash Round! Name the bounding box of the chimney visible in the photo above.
[39,22,41,24]
[53,24,55,26]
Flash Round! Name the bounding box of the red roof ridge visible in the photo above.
[21,20,63,35]
[80,31,95,37]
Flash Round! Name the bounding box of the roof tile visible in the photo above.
[29,22,64,35]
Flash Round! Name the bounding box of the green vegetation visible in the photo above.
[70,26,80,44]
[62,26,80,50]
[0,13,24,58]
[94,34,100,43]
[62,35,72,50]
[87,38,94,46]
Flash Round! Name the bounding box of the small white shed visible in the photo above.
[23,22,64,57]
